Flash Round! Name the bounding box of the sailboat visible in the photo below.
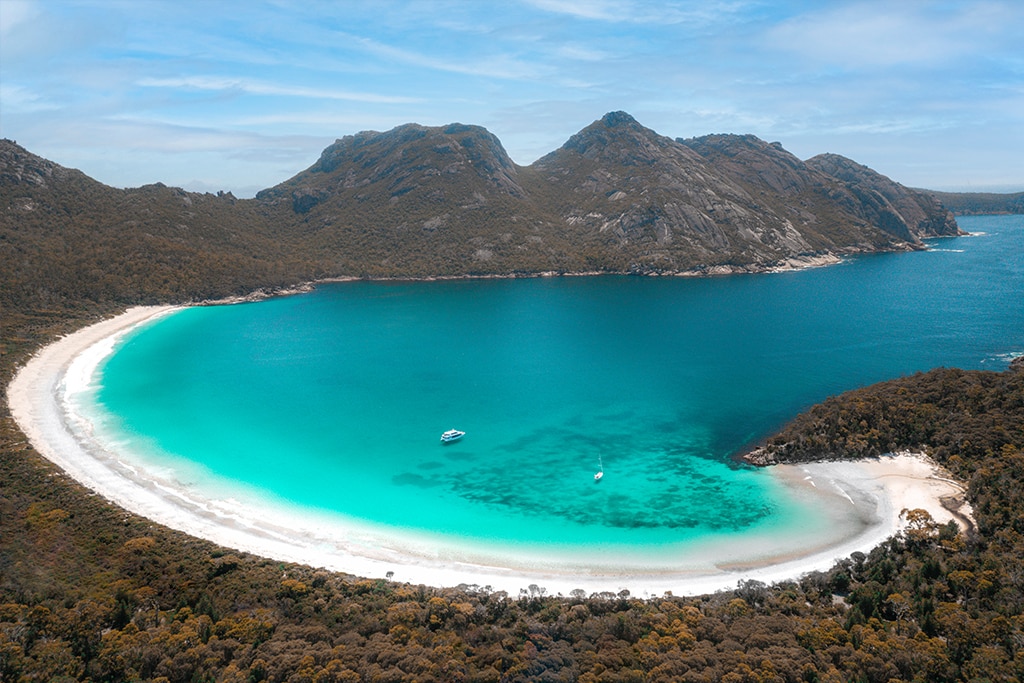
[594,456,604,482]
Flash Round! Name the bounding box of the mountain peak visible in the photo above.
[257,121,524,214]
[543,111,690,168]
[600,111,640,128]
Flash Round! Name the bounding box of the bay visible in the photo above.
[84,215,1024,560]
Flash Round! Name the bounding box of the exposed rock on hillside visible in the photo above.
[258,123,526,214]
[0,140,79,188]
[680,133,961,247]
[528,113,763,268]
[517,112,956,273]
[806,153,962,239]
[2,111,961,287]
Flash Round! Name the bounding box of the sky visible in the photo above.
[1,0,1022,197]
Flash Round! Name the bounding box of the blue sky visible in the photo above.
[2,0,1021,197]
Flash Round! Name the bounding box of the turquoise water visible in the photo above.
[89,215,1023,557]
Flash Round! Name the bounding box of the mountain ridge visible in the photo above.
[249,111,959,278]
[1,111,962,310]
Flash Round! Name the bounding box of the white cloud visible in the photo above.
[833,118,957,136]
[0,0,38,37]
[233,112,409,130]
[523,0,755,25]
[136,76,420,104]
[765,1,1022,69]
[524,0,634,21]
[0,83,60,113]
[347,33,547,81]
[555,44,612,62]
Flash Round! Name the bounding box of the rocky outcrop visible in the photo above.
[806,153,962,239]
[678,134,819,196]
[527,112,761,264]
[681,134,962,245]
[0,138,83,189]
[517,113,957,273]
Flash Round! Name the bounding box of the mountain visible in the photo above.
[253,122,573,277]
[1,111,959,309]
[254,111,959,277]
[525,114,958,274]
[526,114,779,273]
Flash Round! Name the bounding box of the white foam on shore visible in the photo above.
[8,307,973,597]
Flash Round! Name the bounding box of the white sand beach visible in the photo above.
[7,307,973,597]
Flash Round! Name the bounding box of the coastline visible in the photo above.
[8,306,973,597]
[202,250,846,297]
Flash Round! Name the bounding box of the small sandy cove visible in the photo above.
[8,306,973,597]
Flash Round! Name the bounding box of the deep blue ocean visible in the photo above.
[86,215,1023,556]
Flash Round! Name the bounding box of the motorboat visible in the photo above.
[440,429,465,443]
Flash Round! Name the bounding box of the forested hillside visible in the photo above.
[3,354,1023,680]
[745,364,1024,471]
[924,190,1024,216]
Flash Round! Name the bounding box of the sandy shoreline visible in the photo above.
[7,306,973,597]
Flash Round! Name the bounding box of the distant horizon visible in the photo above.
[3,1,1022,197]
[920,184,1024,195]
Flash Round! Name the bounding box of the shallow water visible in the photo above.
[81,215,1024,562]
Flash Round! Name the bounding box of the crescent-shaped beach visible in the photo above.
[8,306,974,597]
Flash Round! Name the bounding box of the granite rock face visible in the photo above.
[806,153,962,239]
[2,112,961,280]
[257,122,526,215]
[253,112,958,276]
[0,139,78,188]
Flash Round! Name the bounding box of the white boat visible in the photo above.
[440,429,465,443]
[594,455,604,481]
[594,471,604,482]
